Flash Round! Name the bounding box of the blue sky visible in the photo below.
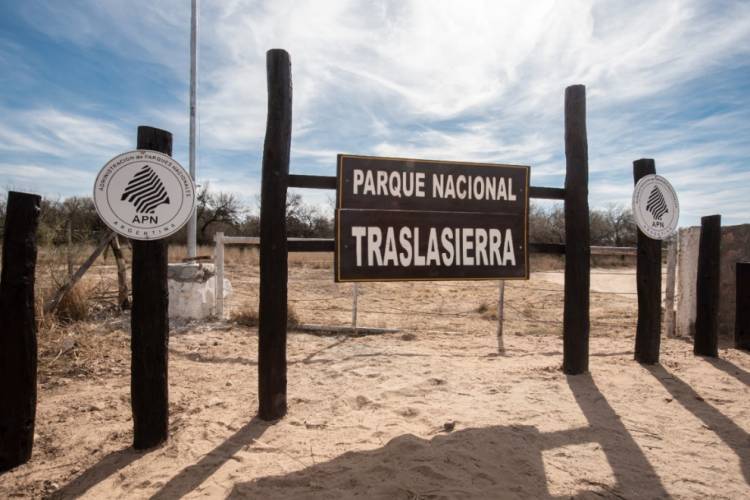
[1,0,748,226]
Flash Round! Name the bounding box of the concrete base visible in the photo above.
[167,263,232,320]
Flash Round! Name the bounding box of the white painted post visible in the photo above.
[497,280,505,338]
[665,237,677,337]
[352,282,359,333]
[215,231,224,319]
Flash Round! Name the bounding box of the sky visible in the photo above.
[0,0,748,226]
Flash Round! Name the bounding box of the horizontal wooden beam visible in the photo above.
[288,174,336,190]
[529,186,565,199]
[530,243,565,254]
[288,238,334,252]
[591,246,636,256]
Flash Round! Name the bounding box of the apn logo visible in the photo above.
[645,185,668,221]
[121,165,170,223]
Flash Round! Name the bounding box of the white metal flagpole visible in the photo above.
[187,0,198,258]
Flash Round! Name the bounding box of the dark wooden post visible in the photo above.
[563,84,590,375]
[633,159,661,364]
[131,126,171,448]
[0,191,41,471]
[736,262,750,350]
[258,49,292,421]
[694,214,721,357]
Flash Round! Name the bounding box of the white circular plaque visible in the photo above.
[632,174,679,240]
[93,150,195,241]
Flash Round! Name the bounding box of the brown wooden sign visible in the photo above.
[335,154,529,282]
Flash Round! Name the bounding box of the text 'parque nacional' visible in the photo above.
[335,155,530,282]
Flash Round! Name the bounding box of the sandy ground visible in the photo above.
[2,260,750,499]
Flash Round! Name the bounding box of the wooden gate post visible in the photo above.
[131,126,171,448]
[664,237,677,337]
[633,159,662,364]
[736,262,750,350]
[563,84,590,375]
[0,191,41,472]
[258,49,292,421]
[694,214,721,357]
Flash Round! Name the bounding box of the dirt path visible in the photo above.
[2,264,749,498]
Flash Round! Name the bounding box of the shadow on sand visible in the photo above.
[219,374,667,499]
[150,417,270,499]
[50,447,147,499]
[702,356,750,387]
[646,364,750,485]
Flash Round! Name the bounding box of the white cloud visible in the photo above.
[3,0,750,225]
[0,108,130,157]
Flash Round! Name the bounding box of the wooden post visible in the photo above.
[694,214,721,357]
[0,191,41,472]
[258,49,292,421]
[352,283,359,333]
[563,84,590,375]
[44,232,116,314]
[131,126,171,448]
[111,235,130,311]
[736,262,750,350]
[497,280,505,338]
[214,231,225,319]
[664,237,677,337]
[633,159,662,364]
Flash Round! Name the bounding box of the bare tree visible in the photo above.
[196,184,243,243]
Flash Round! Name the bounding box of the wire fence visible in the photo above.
[221,259,646,336]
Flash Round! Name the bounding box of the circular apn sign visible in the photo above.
[632,174,679,240]
[93,150,195,241]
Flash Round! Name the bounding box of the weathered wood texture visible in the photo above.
[736,262,750,350]
[529,186,565,200]
[44,232,116,314]
[563,84,590,375]
[259,49,292,421]
[694,214,721,357]
[0,191,41,471]
[664,237,677,337]
[633,159,662,364]
[131,126,171,448]
[111,236,130,310]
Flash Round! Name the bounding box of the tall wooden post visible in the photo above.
[736,262,750,350]
[131,126,171,448]
[694,214,721,357]
[633,159,662,364]
[0,191,41,471]
[664,237,677,337]
[259,49,292,421]
[563,84,590,375]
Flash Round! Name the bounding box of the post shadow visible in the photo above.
[565,374,668,497]
[702,357,750,387]
[50,447,146,499]
[150,417,269,499]
[645,364,750,485]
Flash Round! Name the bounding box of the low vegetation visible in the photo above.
[0,189,636,249]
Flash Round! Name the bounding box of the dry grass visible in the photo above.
[231,304,300,329]
[231,307,259,327]
[55,283,90,322]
